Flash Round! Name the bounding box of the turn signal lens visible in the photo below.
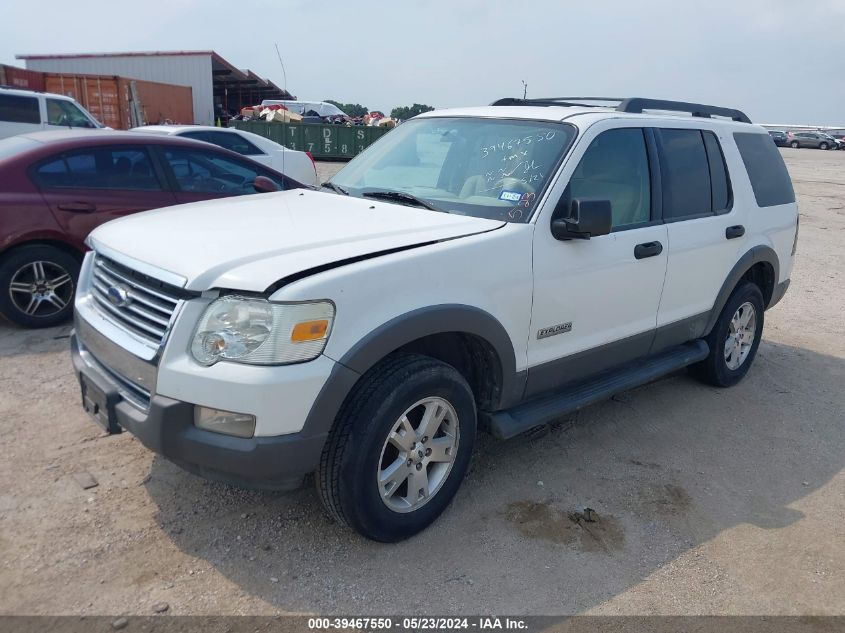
[291,319,329,342]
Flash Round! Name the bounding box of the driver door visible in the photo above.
[155,145,286,205]
[525,124,668,398]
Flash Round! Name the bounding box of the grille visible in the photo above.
[89,255,182,347]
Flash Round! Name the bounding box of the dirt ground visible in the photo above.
[0,150,843,616]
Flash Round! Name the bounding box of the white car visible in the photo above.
[133,125,319,187]
[72,97,797,542]
[0,86,104,140]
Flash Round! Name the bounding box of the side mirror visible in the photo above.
[253,175,280,194]
[551,198,612,240]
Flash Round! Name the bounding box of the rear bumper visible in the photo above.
[71,332,327,490]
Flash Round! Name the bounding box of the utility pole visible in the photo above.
[522,80,527,99]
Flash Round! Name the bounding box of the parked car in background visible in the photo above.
[133,125,319,186]
[0,130,303,328]
[822,133,845,150]
[0,86,105,140]
[787,131,835,149]
[768,130,788,146]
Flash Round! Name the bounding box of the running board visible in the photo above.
[484,340,709,440]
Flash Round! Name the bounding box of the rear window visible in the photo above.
[0,94,40,124]
[733,132,796,207]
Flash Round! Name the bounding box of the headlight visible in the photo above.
[190,296,334,366]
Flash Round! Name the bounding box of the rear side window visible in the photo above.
[733,132,796,207]
[33,146,162,190]
[657,129,734,219]
[0,94,40,124]
[658,129,712,219]
[702,131,731,212]
[181,130,264,156]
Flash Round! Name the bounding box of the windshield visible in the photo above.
[329,117,577,222]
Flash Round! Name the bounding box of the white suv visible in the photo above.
[71,97,798,542]
[0,86,104,140]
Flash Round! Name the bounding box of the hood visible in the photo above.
[89,190,505,292]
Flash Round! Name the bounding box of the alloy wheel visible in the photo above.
[724,301,757,370]
[377,397,460,513]
[8,260,74,319]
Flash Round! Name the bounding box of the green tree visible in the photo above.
[390,103,435,120]
[325,100,369,117]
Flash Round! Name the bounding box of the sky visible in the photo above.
[3,0,845,125]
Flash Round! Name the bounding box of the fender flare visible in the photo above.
[704,245,780,335]
[300,304,521,439]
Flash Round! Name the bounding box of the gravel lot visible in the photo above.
[0,150,843,616]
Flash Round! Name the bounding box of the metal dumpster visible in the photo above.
[229,120,391,160]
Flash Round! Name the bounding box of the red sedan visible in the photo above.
[0,130,300,328]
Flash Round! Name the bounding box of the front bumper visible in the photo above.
[71,332,328,490]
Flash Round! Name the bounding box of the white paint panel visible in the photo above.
[24,55,214,125]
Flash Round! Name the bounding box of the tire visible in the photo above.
[790,141,800,149]
[316,353,477,542]
[691,281,764,388]
[0,245,80,328]
[820,142,829,150]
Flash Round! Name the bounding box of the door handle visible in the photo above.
[57,202,97,213]
[634,241,663,259]
[725,225,745,239]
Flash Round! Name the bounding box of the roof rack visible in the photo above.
[490,96,752,124]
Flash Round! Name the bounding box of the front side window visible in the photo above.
[33,146,162,190]
[568,128,651,229]
[0,94,40,124]
[162,147,284,194]
[329,117,577,222]
[46,98,96,128]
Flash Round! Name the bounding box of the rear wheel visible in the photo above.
[790,141,800,149]
[316,354,476,542]
[691,281,764,387]
[0,245,79,328]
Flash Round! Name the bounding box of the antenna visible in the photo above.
[274,43,288,95]
[274,42,288,182]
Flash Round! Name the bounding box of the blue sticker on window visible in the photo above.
[498,189,522,202]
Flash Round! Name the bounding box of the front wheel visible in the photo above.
[316,354,476,542]
[790,141,800,149]
[820,142,829,150]
[690,281,764,387]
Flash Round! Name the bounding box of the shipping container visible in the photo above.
[0,64,45,91]
[230,120,391,160]
[43,74,193,129]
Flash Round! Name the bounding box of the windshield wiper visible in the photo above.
[362,190,446,213]
[321,182,349,195]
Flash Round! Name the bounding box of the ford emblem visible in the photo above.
[106,283,132,308]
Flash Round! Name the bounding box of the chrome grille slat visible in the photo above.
[91,279,170,327]
[88,255,182,348]
[92,292,165,338]
[92,269,174,315]
[93,259,180,305]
